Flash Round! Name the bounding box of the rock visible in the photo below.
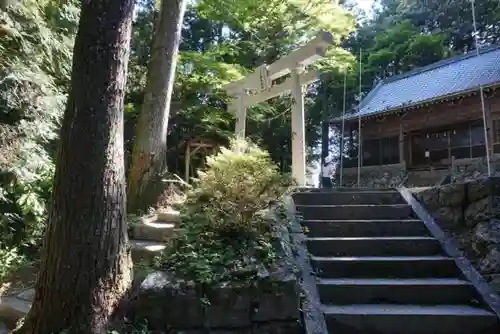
[438,183,465,207]
[413,187,440,210]
[251,275,300,322]
[252,320,303,334]
[474,220,500,244]
[478,247,500,275]
[15,289,35,302]
[464,197,500,224]
[487,274,500,293]
[467,177,500,202]
[130,271,203,330]
[0,322,7,334]
[432,206,463,230]
[204,284,253,328]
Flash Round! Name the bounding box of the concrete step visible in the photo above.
[307,237,441,257]
[311,255,460,278]
[297,204,414,221]
[295,187,397,193]
[129,221,180,242]
[323,304,498,334]
[303,219,430,238]
[293,191,405,206]
[0,296,31,329]
[156,209,180,223]
[130,239,166,263]
[317,278,478,305]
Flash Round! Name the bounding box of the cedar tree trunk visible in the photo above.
[14,0,135,333]
[127,0,187,212]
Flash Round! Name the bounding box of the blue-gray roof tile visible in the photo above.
[343,45,500,120]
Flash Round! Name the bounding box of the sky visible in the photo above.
[355,0,376,15]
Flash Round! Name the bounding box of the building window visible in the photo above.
[410,120,489,167]
[362,136,399,166]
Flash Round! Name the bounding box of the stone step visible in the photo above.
[130,239,166,263]
[0,296,31,329]
[296,204,414,221]
[323,304,498,334]
[311,255,460,278]
[307,237,441,257]
[295,187,397,193]
[293,191,405,206]
[317,278,478,305]
[303,219,430,238]
[129,221,180,242]
[156,209,180,223]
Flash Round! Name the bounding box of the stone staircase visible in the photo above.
[293,188,500,334]
[0,208,180,330]
[129,208,181,263]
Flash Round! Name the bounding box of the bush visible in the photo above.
[157,139,295,284]
[0,243,26,283]
[0,0,78,259]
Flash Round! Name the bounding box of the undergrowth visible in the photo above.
[0,0,78,281]
[155,139,294,285]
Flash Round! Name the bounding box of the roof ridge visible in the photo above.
[382,44,500,84]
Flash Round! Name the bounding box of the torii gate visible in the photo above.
[223,31,333,186]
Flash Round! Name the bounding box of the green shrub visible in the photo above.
[157,139,294,284]
[0,243,26,283]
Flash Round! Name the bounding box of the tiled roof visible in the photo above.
[342,45,500,121]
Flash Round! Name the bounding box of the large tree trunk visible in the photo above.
[127,0,187,212]
[15,0,135,333]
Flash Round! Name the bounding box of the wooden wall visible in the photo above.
[347,92,500,140]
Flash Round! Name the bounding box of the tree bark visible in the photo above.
[14,0,134,333]
[127,0,187,212]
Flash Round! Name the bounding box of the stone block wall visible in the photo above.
[121,204,304,333]
[337,162,406,188]
[127,271,302,333]
[452,154,500,183]
[412,177,500,293]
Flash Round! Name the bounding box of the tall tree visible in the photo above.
[14,0,135,332]
[127,0,187,212]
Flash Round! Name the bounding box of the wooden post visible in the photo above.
[234,89,247,138]
[185,143,191,183]
[291,66,306,186]
[399,118,404,163]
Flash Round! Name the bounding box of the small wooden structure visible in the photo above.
[184,138,216,182]
[334,46,500,171]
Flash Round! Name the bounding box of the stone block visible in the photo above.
[467,177,500,202]
[413,187,440,210]
[131,272,203,330]
[474,220,500,244]
[478,247,500,275]
[432,206,463,230]
[252,320,303,334]
[251,276,300,322]
[464,197,500,225]
[203,284,253,328]
[438,183,465,207]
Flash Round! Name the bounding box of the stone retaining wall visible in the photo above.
[337,162,406,188]
[122,204,304,333]
[127,271,302,333]
[452,154,500,183]
[412,177,500,293]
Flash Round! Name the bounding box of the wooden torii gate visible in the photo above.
[223,31,333,186]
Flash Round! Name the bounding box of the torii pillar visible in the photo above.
[224,31,333,186]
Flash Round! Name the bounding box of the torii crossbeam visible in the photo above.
[223,31,333,186]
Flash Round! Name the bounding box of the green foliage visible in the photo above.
[157,139,294,284]
[0,0,78,276]
[0,244,25,283]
